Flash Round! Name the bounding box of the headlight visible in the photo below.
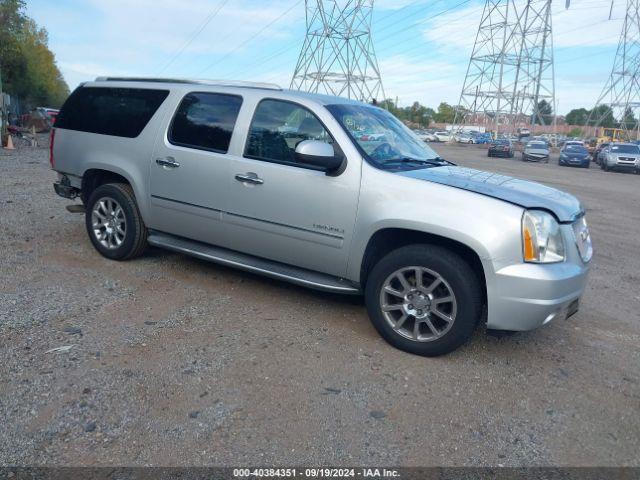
[522,210,565,263]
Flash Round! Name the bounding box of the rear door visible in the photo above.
[148,91,243,244]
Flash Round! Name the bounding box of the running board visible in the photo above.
[147,231,361,294]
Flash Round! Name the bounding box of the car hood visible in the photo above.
[398,166,583,222]
[525,148,549,155]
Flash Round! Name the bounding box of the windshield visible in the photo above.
[527,142,547,148]
[326,104,443,168]
[610,144,640,154]
[565,146,588,154]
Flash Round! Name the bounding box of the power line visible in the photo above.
[156,0,230,75]
[196,0,303,77]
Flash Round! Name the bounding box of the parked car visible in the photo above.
[487,139,514,157]
[36,107,60,125]
[413,130,437,142]
[522,140,550,163]
[360,132,386,142]
[473,132,493,144]
[599,143,640,173]
[433,131,452,142]
[51,77,592,357]
[594,142,610,165]
[559,145,591,168]
[454,132,476,144]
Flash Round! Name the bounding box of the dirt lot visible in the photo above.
[1,139,639,467]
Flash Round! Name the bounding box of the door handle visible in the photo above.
[156,156,180,168]
[235,172,264,185]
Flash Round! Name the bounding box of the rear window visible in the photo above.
[169,92,243,153]
[55,87,169,138]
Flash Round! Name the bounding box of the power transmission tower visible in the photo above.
[291,0,384,102]
[587,0,640,139]
[454,0,555,134]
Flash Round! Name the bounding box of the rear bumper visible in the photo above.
[486,261,590,331]
[560,158,589,167]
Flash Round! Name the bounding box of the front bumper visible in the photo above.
[611,161,639,171]
[560,157,590,167]
[486,258,590,331]
[524,153,549,162]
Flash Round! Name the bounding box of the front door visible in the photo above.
[224,99,360,277]
[149,91,243,245]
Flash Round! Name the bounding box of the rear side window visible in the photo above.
[169,92,243,153]
[55,87,169,138]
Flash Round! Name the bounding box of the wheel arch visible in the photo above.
[81,168,132,203]
[358,228,487,306]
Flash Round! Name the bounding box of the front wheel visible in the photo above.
[85,183,148,260]
[364,245,483,357]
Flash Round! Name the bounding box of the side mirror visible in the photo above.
[295,140,343,173]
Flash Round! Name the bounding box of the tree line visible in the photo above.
[377,100,462,127]
[565,105,635,129]
[0,0,69,109]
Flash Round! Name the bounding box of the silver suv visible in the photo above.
[599,142,640,173]
[51,78,592,356]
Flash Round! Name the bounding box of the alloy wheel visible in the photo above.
[379,266,457,342]
[91,197,126,250]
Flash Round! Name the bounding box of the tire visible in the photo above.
[487,152,492,157]
[603,163,610,172]
[85,183,148,260]
[364,245,483,357]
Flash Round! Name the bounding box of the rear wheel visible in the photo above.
[365,245,483,357]
[85,183,148,260]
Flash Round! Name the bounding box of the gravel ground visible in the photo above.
[0,138,638,467]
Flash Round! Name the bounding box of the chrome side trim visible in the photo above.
[147,231,360,294]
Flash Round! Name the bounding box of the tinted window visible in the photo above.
[170,92,242,153]
[245,99,332,166]
[56,87,169,138]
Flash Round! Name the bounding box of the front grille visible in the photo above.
[572,216,593,263]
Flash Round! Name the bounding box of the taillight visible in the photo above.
[49,128,56,168]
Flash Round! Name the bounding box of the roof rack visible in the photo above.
[94,77,282,91]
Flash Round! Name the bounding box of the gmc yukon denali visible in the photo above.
[51,78,593,356]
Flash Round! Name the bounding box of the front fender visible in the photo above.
[346,163,526,282]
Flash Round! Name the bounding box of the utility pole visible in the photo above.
[291,0,385,103]
[0,65,7,145]
[587,0,640,139]
[453,0,556,135]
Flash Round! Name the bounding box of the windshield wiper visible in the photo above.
[386,156,453,166]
